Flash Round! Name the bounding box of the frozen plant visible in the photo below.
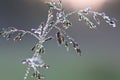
[0,0,117,80]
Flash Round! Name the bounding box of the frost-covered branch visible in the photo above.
[0,27,40,41]
[0,0,117,80]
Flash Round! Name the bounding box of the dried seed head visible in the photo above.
[65,41,69,51]
[37,74,41,80]
[31,46,36,51]
[13,33,23,41]
[46,2,54,8]
[57,38,62,45]
[48,21,54,27]
[93,14,100,24]
[56,31,61,38]
[76,48,81,56]
[82,7,91,14]
[107,20,116,27]
[73,42,79,48]
[45,37,53,42]
[78,12,96,29]
[37,74,44,80]
[69,40,81,55]
[14,36,21,41]
[32,73,36,77]
[32,72,44,80]
[32,72,38,78]
[56,31,64,45]
[39,47,45,54]
[42,64,49,69]
[78,15,82,21]
[85,19,96,29]
[0,31,4,35]
[63,20,72,29]
[6,34,11,40]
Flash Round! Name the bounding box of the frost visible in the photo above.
[0,0,117,80]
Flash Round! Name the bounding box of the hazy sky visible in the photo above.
[0,0,120,56]
[0,0,119,25]
[0,0,120,27]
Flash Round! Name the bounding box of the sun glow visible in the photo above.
[63,0,106,9]
[44,0,106,9]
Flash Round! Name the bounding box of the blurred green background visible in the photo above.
[0,0,120,80]
[0,41,120,80]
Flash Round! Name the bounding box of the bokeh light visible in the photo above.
[43,0,107,9]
